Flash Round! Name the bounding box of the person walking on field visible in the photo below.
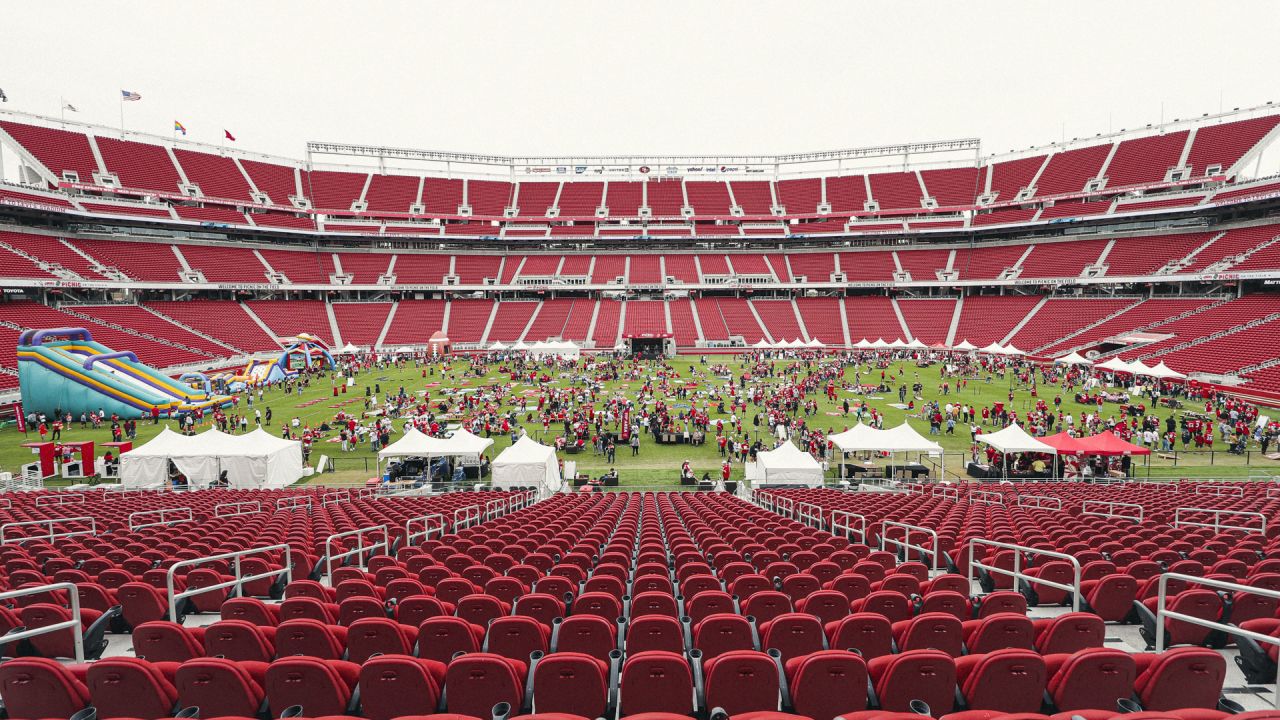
[630,433,640,456]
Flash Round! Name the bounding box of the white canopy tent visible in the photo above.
[979,342,1006,354]
[1125,359,1155,376]
[489,341,508,351]
[998,344,1025,356]
[120,427,304,489]
[827,422,945,480]
[906,338,928,349]
[338,342,360,354]
[1055,352,1093,366]
[753,339,772,349]
[976,423,1057,454]
[491,436,561,495]
[953,340,977,351]
[512,340,529,351]
[754,441,824,487]
[854,339,873,349]
[1148,361,1187,380]
[529,340,580,358]
[806,337,824,347]
[1096,357,1131,372]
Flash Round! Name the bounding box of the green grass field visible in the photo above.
[3,355,1276,487]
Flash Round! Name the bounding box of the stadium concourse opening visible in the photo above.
[623,332,674,359]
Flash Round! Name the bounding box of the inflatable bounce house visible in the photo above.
[17,327,232,417]
[265,333,335,383]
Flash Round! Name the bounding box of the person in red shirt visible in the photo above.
[721,460,731,482]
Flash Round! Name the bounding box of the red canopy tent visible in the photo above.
[1039,432,1089,455]
[1076,430,1151,456]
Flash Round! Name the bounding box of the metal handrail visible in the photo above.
[484,497,509,521]
[830,510,868,544]
[1,517,96,544]
[903,483,928,495]
[794,501,825,530]
[751,489,779,513]
[453,505,482,531]
[968,489,1005,505]
[1127,480,1179,492]
[1267,485,1280,500]
[1081,500,1144,523]
[276,495,313,512]
[322,490,351,507]
[324,525,389,578]
[930,485,960,501]
[1194,484,1244,497]
[215,501,262,518]
[129,507,194,531]
[1155,572,1280,707]
[103,486,168,500]
[1173,507,1266,534]
[775,495,796,520]
[35,492,85,507]
[0,583,83,661]
[355,487,378,499]
[167,544,292,621]
[1017,494,1063,511]
[405,514,447,546]
[880,520,941,572]
[967,538,1081,612]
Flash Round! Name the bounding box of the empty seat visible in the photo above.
[742,591,793,624]
[347,616,419,662]
[553,615,617,662]
[530,651,610,719]
[132,621,206,662]
[486,616,551,661]
[358,653,447,720]
[619,651,694,717]
[866,649,957,714]
[1131,647,1227,712]
[265,656,361,717]
[626,614,685,655]
[760,613,826,661]
[796,590,850,626]
[1044,648,1137,713]
[0,656,91,720]
[445,653,527,719]
[274,619,349,660]
[1137,589,1223,650]
[202,619,277,662]
[703,650,780,717]
[825,613,893,659]
[221,597,284,626]
[954,648,1047,713]
[892,612,964,657]
[1032,612,1105,655]
[694,613,756,659]
[417,616,486,664]
[784,649,868,720]
[86,656,180,720]
[961,613,1036,654]
[175,657,269,719]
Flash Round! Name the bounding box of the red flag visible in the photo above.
[224,129,236,141]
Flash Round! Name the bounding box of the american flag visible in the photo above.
[121,90,142,102]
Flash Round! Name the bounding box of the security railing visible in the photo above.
[215,501,262,518]
[1,517,96,544]
[324,525,389,578]
[322,490,351,507]
[830,510,868,544]
[794,501,825,530]
[775,495,796,519]
[1173,507,1266,534]
[1154,573,1280,707]
[35,492,85,507]
[1193,484,1244,497]
[1267,485,1280,500]
[1127,480,1179,492]
[129,507,194,531]
[453,504,482,531]
[930,485,960,501]
[484,497,510,522]
[405,514,447,546]
[880,520,941,572]
[276,495,313,512]
[968,489,1005,505]
[167,544,292,621]
[966,538,1081,611]
[1016,494,1063,511]
[751,489,779,513]
[1081,500,1144,523]
[0,583,84,661]
[104,486,168,500]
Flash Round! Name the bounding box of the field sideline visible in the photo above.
[2,355,1276,487]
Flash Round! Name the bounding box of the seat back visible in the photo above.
[703,650,780,716]
[761,612,826,661]
[958,648,1047,713]
[554,615,617,662]
[694,613,755,659]
[964,613,1036,654]
[86,656,178,720]
[132,621,204,662]
[444,653,526,720]
[265,656,359,718]
[417,617,484,665]
[486,616,550,662]
[275,619,347,660]
[0,656,92,720]
[894,612,963,657]
[531,651,609,719]
[358,654,446,720]
[826,613,893,659]
[175,657,267,720]
[871,648,957,713]
[204,619,276,662]
[1034,612,1105,654]
[619,650,694,717]
[1047,647,1136,712]
[785,649,868,720]
[1134,647,1227,711]
[626,614,685,655]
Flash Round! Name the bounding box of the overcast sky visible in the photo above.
[3,1,1278,160]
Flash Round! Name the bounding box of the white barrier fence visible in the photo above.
[104,486,169,500]
[324,525,389,578]
[831,510,868,544]
[880,520,942,572]
[968,489,1005,505]
[1,516,96,544]
[215,501,263,518]
[1173,507,1266,534]
[405,514,447,547]
[322,490,351,507]
[35,492,85,507]
[0,583,84,661]
[276,496,313,513]
[453,505,482,531]
[931,485,960,501]
[1016,495,1063,511]
[1081,500,1144,523]
[1193,484,1245,497]
[966,538,1082,612]
[1154,573,1280,707]
[129,507,194,531]
[167,544,292,621]
[794,501,825,530]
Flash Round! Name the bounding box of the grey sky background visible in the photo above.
[3,1,1279,160]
